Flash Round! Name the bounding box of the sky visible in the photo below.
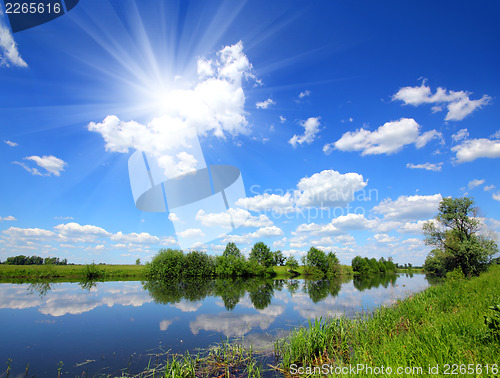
[1,0,499,265]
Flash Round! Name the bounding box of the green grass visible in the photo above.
[0,264,146,280]
[274,265,500,377]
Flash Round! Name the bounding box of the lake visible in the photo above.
[0,273,433,377]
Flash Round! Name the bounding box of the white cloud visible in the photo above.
[491,130,500,139]
[256,98,275,109]
[452,138,500,163]
[0,14,27,67]
[392,82,491,121]
[295,170,367,207]
[55,222,110,243]
[0,216,16,222]
[331,118,441,156]
[222,226,284,246]
[159,319,173,331]
[195,208,272,229]
[236,192,295,213]
[14,155,67,176]
[168,213,180,222]
[279,116,286,123]
[452,129,469,142]
[468,179,485,190]
[372,233,398,243]
[484,185,495,192]
[373,194,442,221]
[2,227,56,239]
[334,234,355,245]
[493,193,500,202]
[406,162,443,172]
[89,42,254,165]
[110,231,160,244]
[178,228,205,238]
[299,90,311,98]
[398,219,434,234]
[289,117,321,148]
[4,140,17,147]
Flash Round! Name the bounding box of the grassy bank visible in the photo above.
[274,265,500,376]
[0,264,146,279]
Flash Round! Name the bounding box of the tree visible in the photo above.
[249,242,274,267]
[326,251,341,277]
[273,250,286,266]
[136,258,141,265]
[223,242,242,259]
[423,196,498,276]
[305,247,328,273]
[286,255,299,270]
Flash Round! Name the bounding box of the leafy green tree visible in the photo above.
[135,258,141,265]
[222,242,242,259]
[326,251,341,277]
[423,197,498,276]
[352,255,369,275]
[249,242,274,267]
[286,255,299,270]
[273,250,286,266]
[305,247,328,273]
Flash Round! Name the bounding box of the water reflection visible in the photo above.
[0,274,434,378]
[353,273,398,291]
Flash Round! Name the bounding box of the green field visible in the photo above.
[0,264,146,280]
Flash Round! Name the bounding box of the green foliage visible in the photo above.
[285,255,299,270]
[135,258,141,265]
[305,247,328,273]
[83,262,105,279]
[445,267,465,282]
[249,242,274,267]
[484,303,500,341]
[146,248,185,280]
[184,250,215,277]
[352,255,397,275]
[423,196,498,276]
[222,242,242,259]
[273,250,286,266]
[3,255,67,265]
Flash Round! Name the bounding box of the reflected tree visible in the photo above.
[214,278,246,311]
[248,279,274,310]
[303,279,329,303]
[353,273,398,291]
[27,281,56,297]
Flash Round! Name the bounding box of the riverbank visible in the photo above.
[274,264,500,376]
[129,265,499,377]
[0,264,354,280]
[0,264,146,280]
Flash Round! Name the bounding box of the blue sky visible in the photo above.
[1,0,499,265]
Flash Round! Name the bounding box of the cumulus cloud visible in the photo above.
[295,170,367,207]
[289,117,321,147]
[468,179,485,190]
[329,118,441,156]
[373,194,442,221]
[14,155,67,176]
[493,193,500,202]
[452,137,500,163]
[195,208,273,229]
[89,42,254,174]
[406,162,443,172]
[0,216,16,221]
[236,192,296,213]
[392,82,491,121]
[4,140,17,147]
[0,12,28,67]
[177,228,205,238]
[256,98,275,109]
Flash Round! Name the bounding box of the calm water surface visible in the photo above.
[0,274,432,377]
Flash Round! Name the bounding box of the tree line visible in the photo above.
[1,255,68,265]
